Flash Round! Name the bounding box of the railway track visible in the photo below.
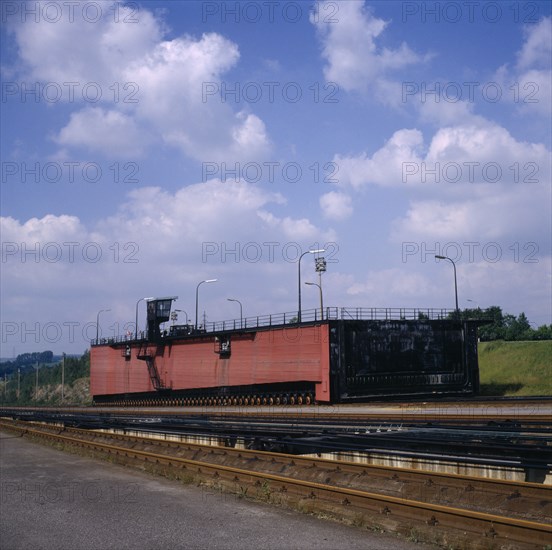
[2,407,549,476]
[1,420,550,549]
[2,403,551,424]
[8,404,550,423]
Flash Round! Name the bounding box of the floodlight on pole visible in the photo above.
[298,249,325,323]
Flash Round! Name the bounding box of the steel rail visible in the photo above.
[2,404,551,423]
[2,408,550,428]
[6,410,550,441]
[1,422,550,548]
[2,411,549,470]
[24,421,549,501]
[5,415,549,468]
[44,425,552,478]
[114,423,551,470]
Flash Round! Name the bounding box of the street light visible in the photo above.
[435,255,459,314]
[227,298,243,328]
[196,279,217,329]
[135,296,154,339]
[61,352,65,403]
[172,309,188,325]
[96,308,111,343]
[298,249,325,322]
[305,282,324,320]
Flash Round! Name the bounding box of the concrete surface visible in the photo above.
[0,432,427,550]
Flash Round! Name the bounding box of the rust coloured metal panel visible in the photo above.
[91,323,331,398]
[90,345,152,395]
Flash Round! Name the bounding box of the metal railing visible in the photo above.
[91,307,458,346]
[205,306,456,333]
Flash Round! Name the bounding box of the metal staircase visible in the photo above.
[137,342,166,390]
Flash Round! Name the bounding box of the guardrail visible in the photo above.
[91,307,462,346]
[206,306,456,332]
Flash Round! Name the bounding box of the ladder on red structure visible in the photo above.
[137,342,166,390]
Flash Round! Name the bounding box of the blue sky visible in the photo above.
[1,1,551,355]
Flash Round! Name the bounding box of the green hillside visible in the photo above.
[478,340,552,396]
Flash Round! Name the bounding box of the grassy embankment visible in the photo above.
[478,340,551,396]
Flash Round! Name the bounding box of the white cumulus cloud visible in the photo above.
[311,0,427,100]
[9,7,271,162]
[319,191,353,220]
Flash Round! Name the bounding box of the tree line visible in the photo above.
[0,351,54,377]
[449,306,552,341]
[0,351,90,405]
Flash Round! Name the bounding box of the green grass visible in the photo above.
[478,340,552,396]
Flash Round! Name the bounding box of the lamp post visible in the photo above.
[135,297,154,339]
[61,352,65,403]
[196,279,217,329]
[96,309,111,343]
[305,282,323,320]
[435,255,459,314]
[172,309,188,325]
[227,298,243,328]
[298,249,325,322]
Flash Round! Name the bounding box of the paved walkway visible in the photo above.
[0,432,427,550]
